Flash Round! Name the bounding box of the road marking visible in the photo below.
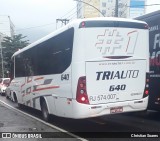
[0,99,88,141]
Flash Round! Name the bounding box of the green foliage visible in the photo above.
[0,34,30,77]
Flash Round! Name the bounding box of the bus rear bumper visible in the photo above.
[71,96,148,119]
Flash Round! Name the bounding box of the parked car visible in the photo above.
[0,78,10,95]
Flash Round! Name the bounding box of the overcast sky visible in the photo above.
[0,0,76,42]
[0,0,160,42]
[146,0,160,13]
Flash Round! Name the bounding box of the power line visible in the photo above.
[15,22,57,31]
[65,10,77,19]
[0,1,107,32]
[60,7,77,19]
[119,3,160,17]
[127,4,160,7]
[2,3,160,33]
[0,5,77,33]
[7,7,77,32]
[69,15,77,21]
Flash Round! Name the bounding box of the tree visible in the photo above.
[1,34,30,77]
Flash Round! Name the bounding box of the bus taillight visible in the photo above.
[76,76,89,104]
[143,73,149,98]
[145,90,149,95]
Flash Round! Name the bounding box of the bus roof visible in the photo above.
[12,17,147,58]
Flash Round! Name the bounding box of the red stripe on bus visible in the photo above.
[33,86,60,92]
[21,77,26,88]
[27,77,33,83]
[127,30,137,35]
[34,77,44,81]
[126,37,131,52]
[21,83,25,88]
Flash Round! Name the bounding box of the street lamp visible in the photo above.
[74,0,105,17]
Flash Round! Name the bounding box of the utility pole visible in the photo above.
[0,35,4,78]
[115,0,119,17]
[56,19,69,29]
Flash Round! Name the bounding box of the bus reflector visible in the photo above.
[81,21,85,28]
[144,24,149,29]
[79,21,86,28]
[76,76,89,104]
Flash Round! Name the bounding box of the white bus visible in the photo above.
[8,17,149,121]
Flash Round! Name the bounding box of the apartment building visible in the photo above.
[129,0,146,18]
[77,0,100,18]
[77,0,146,18]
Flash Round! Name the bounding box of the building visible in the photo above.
[100,0,130,17]
[100,0,117,17]
[0,15,15,39]
[118,0,130,18]
[129,0,146,18]
[77,0,130,18]
[77,0,100,18]
[77,0,146,18]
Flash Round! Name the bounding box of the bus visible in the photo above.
[135,11,160,111]
[8,17,149,121]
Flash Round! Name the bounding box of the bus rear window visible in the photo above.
[79,20,148,29]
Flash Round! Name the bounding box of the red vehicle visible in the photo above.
[0,78,10,95]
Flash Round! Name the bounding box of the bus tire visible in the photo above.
[6,95,9,99]
[41,100,51,122]
[17,103,23,108]
[13,93,18,103]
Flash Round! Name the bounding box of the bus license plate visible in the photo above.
[110,107,123,113]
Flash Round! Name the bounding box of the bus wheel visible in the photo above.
[13,93,18,103]
[41,100,51,122]
[17,103,23,108]
[6,95,9,99]
[13,93,21,108]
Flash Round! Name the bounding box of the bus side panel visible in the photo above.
[53,68,73,117]
[9,78,23,103]
[71,29,86,100]
[44,96,56,115]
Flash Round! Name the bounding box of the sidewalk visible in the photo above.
[0,100,79,141]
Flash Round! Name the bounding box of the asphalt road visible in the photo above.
[0,95,160,141]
